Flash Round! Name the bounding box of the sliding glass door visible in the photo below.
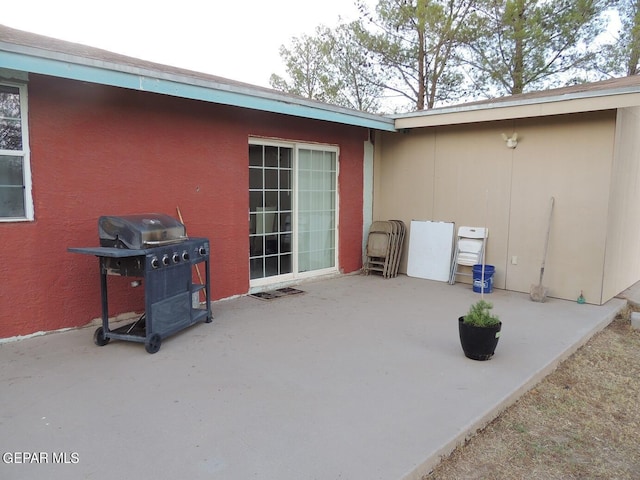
[297,148,336,273]
[249,144,293,281]
[249,140,338,286]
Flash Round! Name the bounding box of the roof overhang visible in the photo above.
[5,26,640,134]
[0,42,396,132]
[393,85,640,130]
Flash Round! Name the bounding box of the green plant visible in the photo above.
[463,299,500,327]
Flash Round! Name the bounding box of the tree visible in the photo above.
[269,24,385,112]
[325,22,387,112]
[624,0,640,74]
[269,26,338,103]
[596,0,640,77]
[355,0,480,110]
[464,0,608,96]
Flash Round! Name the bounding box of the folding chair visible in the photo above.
[388,220,406,278]
[449,226,488,284]
[364,221,394,277]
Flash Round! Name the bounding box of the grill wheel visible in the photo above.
[93,327,110,346]
[144,333,162,354]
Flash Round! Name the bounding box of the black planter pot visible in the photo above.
[458,316,502,361]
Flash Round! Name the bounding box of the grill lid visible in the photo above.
[99,213,187,249]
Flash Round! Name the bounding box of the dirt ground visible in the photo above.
[424,306,640,480]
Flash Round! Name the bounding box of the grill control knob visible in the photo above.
[182,251,190,261]
[172,253,180,263]
[162,255,170,266]
[151,257,160,269]
[198,247,207,256]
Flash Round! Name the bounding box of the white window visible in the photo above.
[0,82,32,221]
[249,139,338,286]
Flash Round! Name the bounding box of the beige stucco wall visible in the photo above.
[375,111,621,304]
[602,107,640,301]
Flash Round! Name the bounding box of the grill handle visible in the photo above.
[144,236,189,247]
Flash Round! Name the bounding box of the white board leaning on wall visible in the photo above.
[406,220,455,282]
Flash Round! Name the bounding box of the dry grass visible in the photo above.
[424,306,640,480]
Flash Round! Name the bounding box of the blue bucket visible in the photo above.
[472,264,495,294]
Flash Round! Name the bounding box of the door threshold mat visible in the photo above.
[250,287,305,301]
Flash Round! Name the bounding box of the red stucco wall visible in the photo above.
[0,75,366,338]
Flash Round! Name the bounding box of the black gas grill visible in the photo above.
[68,213,212,353]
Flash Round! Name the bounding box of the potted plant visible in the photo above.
[458,299,502,361]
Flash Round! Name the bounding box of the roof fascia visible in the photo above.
[394,89,640,129]
[0,47,396,132]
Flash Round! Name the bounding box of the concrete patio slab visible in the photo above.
[0,274,626,480]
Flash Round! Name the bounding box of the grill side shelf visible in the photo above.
[68,246,150,257]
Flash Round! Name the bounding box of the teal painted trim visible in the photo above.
[0,51,396,132]
[362,139,374,258]
[0,51,140,88]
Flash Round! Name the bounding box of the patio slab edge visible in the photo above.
[403,296,626,480]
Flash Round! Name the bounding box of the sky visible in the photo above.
[2,0,372,88]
